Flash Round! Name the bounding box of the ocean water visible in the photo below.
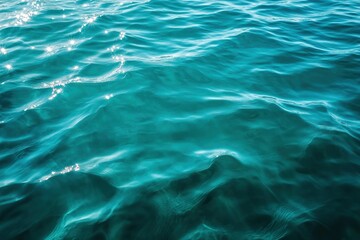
[0,0,360,239]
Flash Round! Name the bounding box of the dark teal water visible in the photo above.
[1,0,360,239]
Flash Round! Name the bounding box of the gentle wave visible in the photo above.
[1,0,360,239]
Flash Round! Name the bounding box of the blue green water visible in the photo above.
[1,0,360,239]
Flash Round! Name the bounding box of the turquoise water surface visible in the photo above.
[1,0,360,239]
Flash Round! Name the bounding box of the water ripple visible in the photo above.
[0,0,359,239]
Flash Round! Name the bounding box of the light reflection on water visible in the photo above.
[0,0,359,239]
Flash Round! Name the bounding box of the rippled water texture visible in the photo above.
[1,0,360,239]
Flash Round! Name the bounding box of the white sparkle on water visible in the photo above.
[1,48,7,55]
[105,94,114,100]
[119,31,126,40]
[40,164,80,182]
[46,46,53,52]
